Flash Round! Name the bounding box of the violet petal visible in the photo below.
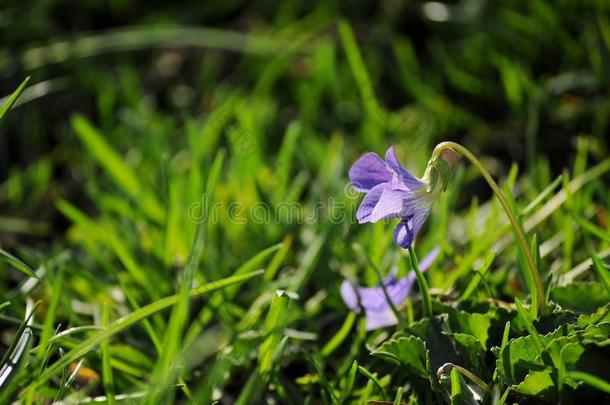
[384,146,425,190]
[349,152,393,192]
[356,183,386,223]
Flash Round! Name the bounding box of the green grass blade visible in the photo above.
[357,365,388,401]
[146,151,224,402]
[591,253,610,295]
[258,290,295,378]
[321,312,356,357]
[450,367,462,404]
[567,371,610,394]
[514,299,544,354]
[572,213,610,243]
[0,77,30,127]
[460,251,495,302]
[0,249,38,279]
[36,268,63,361]
[100,304,115,405]
[337,20,382,124]
[32,269,264,390]
[71,115,163,222]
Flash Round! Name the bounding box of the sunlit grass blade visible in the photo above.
[258,290,295,378]
[0,327,33,399]
[146,150,224,403]
[450,367,462,404]
[339,360,358,404]
[100,304,115,405]
[514,299,544,354]
[337,20,382,125]
[567,371,610,394]
[0,77,30,127]
[71,115,164,222]
[31,269,264,390]
[321,312,356,357]
[19,27,297,70]
[35,268,63,361]
[183,242,283,345]
[0,249,38,279]
[460,251,495,302]
[572,213,610,243]
[591,253,610,295]
[264,234,293,282]
[357,365,388,401]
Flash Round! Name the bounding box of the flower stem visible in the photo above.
[433,141,548,316]
[408,246,433,319]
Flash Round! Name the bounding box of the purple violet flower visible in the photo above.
[340,247,440,330]
[349,146,457,249]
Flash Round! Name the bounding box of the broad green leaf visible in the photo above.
[454,311,493,350]
[494,328,562,386]
[512,369,555,397]
[406,317,461,372]
[372,336,428,378]
[551,282,610,313]
[452,333,485,372]
[575,304,610,328]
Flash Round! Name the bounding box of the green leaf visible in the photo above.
[454,311,493,350]
[575,304,610,328]
[371,336,428,378]
[407,317,461,372]
[512,369,555,397]
[452,333,485,372]
[495,329,562,386]
[551,282,610,313]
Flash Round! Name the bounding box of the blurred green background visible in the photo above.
[2,1,609,214]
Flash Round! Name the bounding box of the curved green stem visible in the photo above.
[408,246,433,319]
[433,141,547,316]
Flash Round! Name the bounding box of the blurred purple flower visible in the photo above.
[340,247,440,330]
[349,146,456,249]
